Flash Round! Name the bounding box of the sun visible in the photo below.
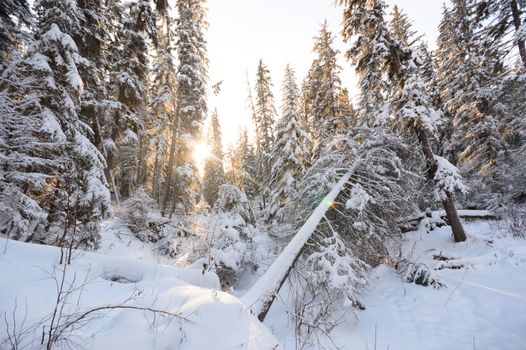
[192,142,211,174]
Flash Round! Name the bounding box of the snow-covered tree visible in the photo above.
[265,65,309,223]
[252,59,277,205]
[226,129,257,198]
[108,0,157,200]
[389,4,419,47]
[0,0,111,248]
[253,59,277,158]
[149,4,178,203]
[341,0,467,242]
[435,0,510,207]
[475,0,526,68]
[209,184,257,289]
[309,22,349,159]
[341,0,394,126]
[161,0,208,216]
[122,187,155,238]
[203,109,226,206]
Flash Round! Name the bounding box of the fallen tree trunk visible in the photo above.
[241,166,358,322]
[398,209,501,233]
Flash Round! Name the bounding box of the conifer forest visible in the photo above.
[1,0,525,349]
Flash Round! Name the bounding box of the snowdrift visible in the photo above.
[0,238,281,350]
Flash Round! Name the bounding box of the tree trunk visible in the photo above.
[414,124,467,242]
[441,192,467,242]
[160,120,179,216]
[511,0,526,68]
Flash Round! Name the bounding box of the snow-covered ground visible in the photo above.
[1,216,525,349]
[0,221,280,350]
[265,219,526,349]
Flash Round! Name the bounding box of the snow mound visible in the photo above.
[0,238,281,350]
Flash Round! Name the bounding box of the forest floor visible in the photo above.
[0,215,525,349]
[264,219,526,350]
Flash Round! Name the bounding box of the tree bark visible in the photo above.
[414,124,467,242]
[511,0,526,68]
[441,192,466,242]
[160,119,179,217]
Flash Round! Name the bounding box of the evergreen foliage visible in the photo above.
[265,66,309,223]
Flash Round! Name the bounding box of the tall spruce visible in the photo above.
[475,0,526,67]
[340,0,468,242]
[227,129,257,198]
[341,0,394,126]
[309,22,349,159]
[149,5,178,203]
[436,1,506,177]
[0,0,110,247]
[252,59,277,206]
[265,65,309,223]
[160,0,208,216]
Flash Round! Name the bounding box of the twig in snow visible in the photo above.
[444,270,468,306]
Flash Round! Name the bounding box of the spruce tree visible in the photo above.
[475,0,526,67]
[0,0,110,247]
[340,0,468,242]
[436,1,506,176]
[341,0,394,126]
[389,5,419,47]
[149,6,178,203]
[252,59,277,206]
[265,65,310,223]
[110,0,157,200]
[309,22,349,159]
[161,0,208,216]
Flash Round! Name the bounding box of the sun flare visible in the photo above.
[193,142,211,173]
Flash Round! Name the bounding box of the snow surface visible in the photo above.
[264,219,526,350]
[0,224,280,350]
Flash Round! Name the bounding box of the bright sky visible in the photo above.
[206,0,446,149]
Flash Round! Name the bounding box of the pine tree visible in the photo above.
[341,0,395,126]
[389,5,419,47]
[475,0,526,68]
[203,109,226,206]
[227,129,257,198]
[149,3,178,203]
[0,0,110,247]
[252,59,277,206]
[265,65,310,223]
[340,0,467,242]
[436,1,506,176]
[309,22,349,159]
[160,0,208,216]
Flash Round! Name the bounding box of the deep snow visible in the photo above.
[0,222,280,350]
[1,215,525,350]
[264,219,526,350]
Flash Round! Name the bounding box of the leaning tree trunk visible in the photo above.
[384,32,467,243]
[241,167,358,321]
[415,124,467,242]
[511,0,526,68]
[160,118,179,217]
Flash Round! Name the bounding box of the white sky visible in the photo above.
[206,0,446,149]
